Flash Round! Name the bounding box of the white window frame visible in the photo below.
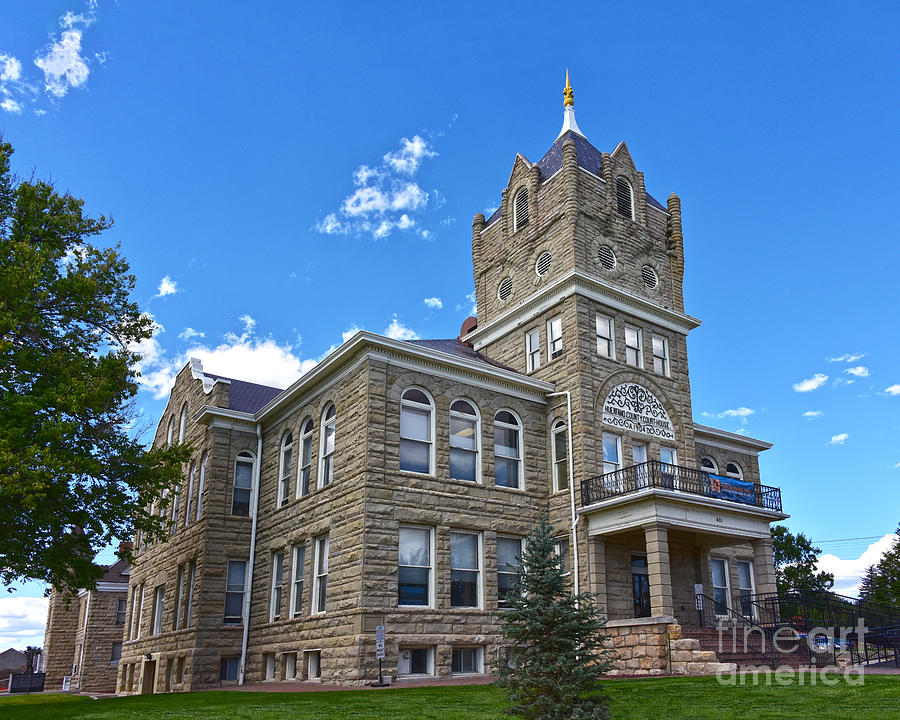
[497,536,524,609]
[397,646,435,678]
[284,652,298,680]
[269,551,284,622]
[312,535,329,614]
[596,313,615,359]
[451,646,484,675]
[450,531,482,609]
[551,419,569,493]
[224,559,247,626]
[110,642,122,666]
[152,585,164,636]
[184,561,195,628]
[554,536,571,577]
[291,543,306,618]
[170,480,181,532]
[196,451,207,520]
[602,432,623,475]
[710,557,731,616]
[305,650,321,680]
[398,525,434,608]
[178,403,188,444]
[625,325,643,368]
[297,418,314,498]
[115,596,127,626]
[736,560,756,617]
[525,328,541,372]
[133,584,144,640]
[318,405,336,489]
[493,410,524,490]
[264,653,276,681]
[173,565,184,631]
[652,334,670,376]
[166,416,176,447]
[660,447,678,467]
[231,451,255,516]
[726,462,744,481]
[278,432,293,507]
[700,456,718,474]
[449,398,481,484]
[184,461,195,528]
[547,316,563,360]
[399,387,435,476]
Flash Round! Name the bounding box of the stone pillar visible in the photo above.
[588,538,608,618]
[644,523,674,618]
[751,537,777,595]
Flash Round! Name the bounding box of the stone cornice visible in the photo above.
[693,422,773,453]
[466,269,702,350]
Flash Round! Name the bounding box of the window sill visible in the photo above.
[493,484,526,494]
[398,469,437,479]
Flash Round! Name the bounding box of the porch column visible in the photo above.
[643,522,674,617]
[588,538,608,618]
[751,537,777,595]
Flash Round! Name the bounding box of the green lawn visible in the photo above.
[1,675,898,720]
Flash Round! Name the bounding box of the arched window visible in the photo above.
[615,177,634,220]
[166,416,176,447]
[552,420,568,492]
[726,462,743,481]
[170,479,181,531]
[700,457,718,474]
[297,418,314,498]
[400,388,434,475]
[231,451,255,516]
[494,410,522,489]
[513,187,529,232]
[185,461,196,527]
[196,451,207,520]
[450,399,480,483]
[319,404,336,488]
[178,403,188,444]
[278,432,293,507]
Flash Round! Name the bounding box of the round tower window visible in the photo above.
[641,265,659,289]
[598,245,617,270]
[535,252,552,277]
[497,277,513,301]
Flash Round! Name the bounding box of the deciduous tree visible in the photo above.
[771,524,834,594]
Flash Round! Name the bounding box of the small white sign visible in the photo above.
[375,625,385,659]
[62,675,71,691]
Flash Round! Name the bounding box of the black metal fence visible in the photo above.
[581,460,782,511]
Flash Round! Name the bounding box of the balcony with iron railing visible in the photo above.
[580,460,782,512]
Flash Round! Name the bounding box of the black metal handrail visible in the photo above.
[581,461,782,512]
[745,590,900,632]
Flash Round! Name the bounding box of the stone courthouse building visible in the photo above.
[99,77,789,693]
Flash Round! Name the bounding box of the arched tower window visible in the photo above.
[166,416,176,447]
[615,177,634,220]
[700,457,718,474]
[726,462,743,481]
[494,410,522,489]
[450,399,480,483]
[400,388,434,475]
[278,432,293,507]
[513,188,529,232]
[178,403,188,443]
[552,419,569,492]
[231,451,255,516]
[297,418,314,498]
[319,404,336,488]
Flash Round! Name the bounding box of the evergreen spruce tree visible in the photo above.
[496,516,611,720]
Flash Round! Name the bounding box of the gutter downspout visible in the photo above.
[238,422,263,685]
[77,590,91,689]
[548,391,579,602]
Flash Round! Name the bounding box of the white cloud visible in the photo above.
[0,54,22,82]
[316,213,346,235]
[60,10,95,29]
[793,373,828,392]
[423,297,443,309]
[237,314,256,336]
[343,186,389,216]
[828,353,866,363]
[802,410,823,419]
[894,462,900,469]
[829,433,849,446]
[384,315,418,341]
[819,534,898,596]
[702,406,755,424]
[885,384,900,396]
[845,366,870,378]
[390,183,428,211]
[178,327,204,342]
[341,325,362,343]
[0,596,49,649]
[1,97,22,114]
[154,275,178,298]
[34,29,90,98]
[383,135,437,174]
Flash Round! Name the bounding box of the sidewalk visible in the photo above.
[222,675,497,692]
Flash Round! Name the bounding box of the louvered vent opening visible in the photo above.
[535,251,552,277]
[597,245,616,270]
[641,265,658,289]
[513,189,529,231]
[615,178,633,219]
[497,277,513,301]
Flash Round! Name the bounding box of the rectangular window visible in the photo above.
[220,656,240,682]
[224,560,247,625]
[231,456,253,516]
[525,329,541,372]
[170,483,181,531]
[134,584,144,639]
[547,316,563,360]
[176,657,185,685]
[625,325,642,368]
[299,426,313,497]
[451,647,483,674]
[450,531,481,608]
[115,597,127,625]
[185,463,195,527]
[398,526,432,607]
[305,650,321,679]
[173,565,184,631]
[711,558,730,616]
[270,552,284,622]
[632,555,651,618]
[737,561,755,616]
[184,561,195,628]
[291,544,306,618]
[264,654,276,681]
[552,422,568,492]
[152,585,165,635]
[313,536,329,614]
[110,642,122,666]
[398,647,434,677]
[652,335,670,376]
[596,314,615,359]
[284,652,297,680]
[497,537,523,609]
[602,433,622,475]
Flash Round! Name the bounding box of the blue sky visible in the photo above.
[2,1,899,646]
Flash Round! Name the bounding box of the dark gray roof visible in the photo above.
[485,131,667,226]
[205,374,284,413]
[99,557,130,585]
[404,339,518,373]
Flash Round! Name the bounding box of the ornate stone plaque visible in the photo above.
[601,383,675,440]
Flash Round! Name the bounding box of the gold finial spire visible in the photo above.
[563,69,574,107]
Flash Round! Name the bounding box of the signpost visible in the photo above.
[694,584,704,626]
[375,625,386,686]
